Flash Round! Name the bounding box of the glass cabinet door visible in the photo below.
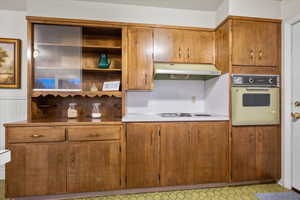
[33,24,82,91]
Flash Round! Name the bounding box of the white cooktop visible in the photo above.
[122,113,229,122]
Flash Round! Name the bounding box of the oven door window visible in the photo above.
[243,93,270,107]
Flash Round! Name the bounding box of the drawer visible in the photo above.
[67,126,121,141]
[7,127,66,143]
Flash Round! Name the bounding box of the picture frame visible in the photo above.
[102,81,120,91]
[0,38,21,88]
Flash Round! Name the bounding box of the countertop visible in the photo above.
[0,149,11,165]
[3,118,123,127]
[122,113,229,122]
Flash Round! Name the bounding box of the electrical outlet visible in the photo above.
[192,96,196,104]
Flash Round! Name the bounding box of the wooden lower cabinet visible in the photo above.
[5,122,281,197]
[126,123,160,188]
[231,126,281,182]
[67,141,122,193]
[126,122,229,188]
[191,122,229,183]
[6,143,67,197]
[160,123,194,186]
[160,122,229,186]
[256,126,281,180]
[5,124,124,198]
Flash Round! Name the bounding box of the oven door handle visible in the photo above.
[245,88,271,91]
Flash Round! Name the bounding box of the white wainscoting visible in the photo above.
[0,97,27,179]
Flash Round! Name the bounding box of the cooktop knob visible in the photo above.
[249,78,254,84]
[269,78,274,84]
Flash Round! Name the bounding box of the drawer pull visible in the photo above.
[31,134,43,138]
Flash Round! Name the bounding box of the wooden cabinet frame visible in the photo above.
[4,15,282,198]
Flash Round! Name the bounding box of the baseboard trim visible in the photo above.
[10,180,277,200]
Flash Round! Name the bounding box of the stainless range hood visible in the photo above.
[154,63,221,80]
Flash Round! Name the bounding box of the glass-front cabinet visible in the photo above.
[30,23,123,121]
[33,24,82,90]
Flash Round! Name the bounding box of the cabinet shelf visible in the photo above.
[36,42,121,50]
[82,67,122,72]
[35,66,122,72]
[31,91,122,98]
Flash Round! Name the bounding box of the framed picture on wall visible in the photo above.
[0,38,21,88]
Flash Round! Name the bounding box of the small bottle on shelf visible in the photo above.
[67,103,78,119]
[91,103,102,119]
[90,83,98,92]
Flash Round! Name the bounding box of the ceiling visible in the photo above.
[73,0,225,11]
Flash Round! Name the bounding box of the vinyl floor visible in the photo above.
[0,181,289,200]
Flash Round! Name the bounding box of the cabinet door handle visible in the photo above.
[188,129,192,144]
[31,134,43,138]
[144,74,148,85]
[250,50,255,59]
[187,48,190,59]
[150,130,153,146]
[70,152,75,168]
[258,50,263,60]
[179,47,182,58]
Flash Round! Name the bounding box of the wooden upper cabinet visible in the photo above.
[232,20,280,67]
[184,30,214,64]
[154,28,184,63]
[67,141,121,193]
[154,28,214,64]
[126,123,160,188]
[232,20,257,66]
[6,143,67,197]
[215,21,230,73]
[127,27,154,90]
[232,126,281,182]
[255,22,279,67]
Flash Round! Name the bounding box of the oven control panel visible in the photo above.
[232,74,280,87]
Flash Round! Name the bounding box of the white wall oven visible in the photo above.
[231,74,280,126]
